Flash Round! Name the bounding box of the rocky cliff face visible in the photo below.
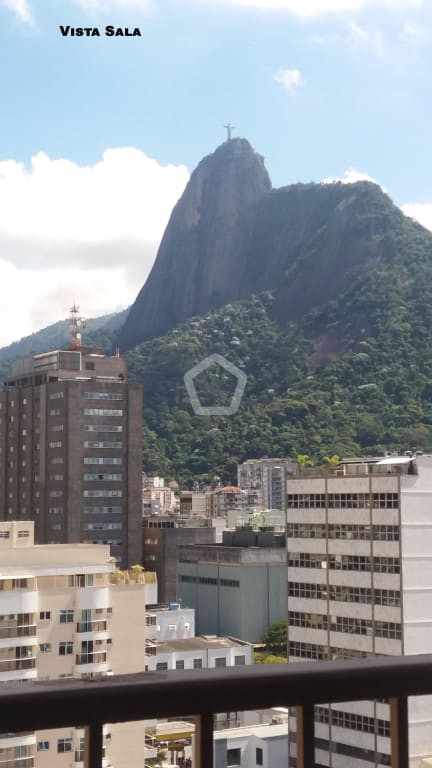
[118,137,428,352]
[117,138,271,350]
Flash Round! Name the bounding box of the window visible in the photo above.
[59,641,73,655]
[68,574,94,587]
[37,742,50,751]
[0,531,10,539]
[18,529,30,538]
[193,658,203,669]
[227,748,241,766]
[156,662,168,671]
[84,522,122,531]
[84,490,122,498]
[40,611,51,620]
[39,643,51,652]
[84,425,123,432]
[12,579,27,589]
[57,738,72,753]
[176,660,185,669]
[82,506,122,515]
[168,624,176,631]
[84,457,122,465]
[59,610,74,623]
[234,655,246,665]
[215,657,227,668]
[256,747,263,766]
[83,473,122,481]
[83,408,123,416]
[84,392,123,400]
[84,441,123,448]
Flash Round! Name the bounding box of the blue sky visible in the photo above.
[0,0,431,344]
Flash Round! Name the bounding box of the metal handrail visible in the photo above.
[0,655,431,767]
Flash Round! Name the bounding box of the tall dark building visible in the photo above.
[143,518,216,603]
[0,347,142,567]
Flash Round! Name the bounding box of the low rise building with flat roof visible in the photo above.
[145,634,253,672]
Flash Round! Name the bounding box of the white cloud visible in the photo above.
[70,0,152,10]
[402,203,432,232]
[274,68,304,90]
[322,168,384,187]
[0,0,32,22]
[0,148,189,346]
[231,0,423,16]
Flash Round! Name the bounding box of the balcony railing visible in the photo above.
[1,655,432,767]
[0,759,34,768]
[0,626,36,640]
[0,658,35,672]
[76,621,107,633]
[75,652,107,665]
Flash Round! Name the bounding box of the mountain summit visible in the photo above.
[117,138,271,350]
[118,137,425,352]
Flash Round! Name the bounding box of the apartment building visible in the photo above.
[0,520,155,768]
[207,487,264,518]
[177,530,287,642]
[286,453,432,768]
[238,458,298,512]
[0,347,142,567]
[142,474,176,515]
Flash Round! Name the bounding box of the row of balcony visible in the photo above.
[0,658,35,672]
[76,621,107,633]
[0,626,36,640]
[75,652,107,666]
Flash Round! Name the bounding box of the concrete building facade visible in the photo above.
[286,454,432,768]
[0,348,143,567]
[0,520,156,768]
[177,533,287,642]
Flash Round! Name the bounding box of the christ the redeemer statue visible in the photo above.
[224,123,236,141]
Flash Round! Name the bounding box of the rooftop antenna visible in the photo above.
[224,123,236,141]
[69,303,86,350]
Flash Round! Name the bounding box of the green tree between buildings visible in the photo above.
[261,621,288,656]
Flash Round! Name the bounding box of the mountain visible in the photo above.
[117,138,271,350]
[118,137,430,353]
[2,139,432,485]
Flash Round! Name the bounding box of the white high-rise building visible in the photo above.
[0,520,157,768]
[286,453,432,768]
[238,458,298,511]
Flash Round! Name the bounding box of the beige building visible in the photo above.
[287,453,432,768]
[0,521,157,768]
[0,347,143,568]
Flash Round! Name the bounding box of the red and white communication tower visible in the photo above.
[69,304,86,349]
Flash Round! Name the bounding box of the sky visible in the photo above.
[0,0,431,347]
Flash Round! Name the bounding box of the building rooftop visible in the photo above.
[151,635,251,653]
[178,543,286,564]
[214,722,288,740]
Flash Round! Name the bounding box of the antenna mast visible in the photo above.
[69,304,86,350]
